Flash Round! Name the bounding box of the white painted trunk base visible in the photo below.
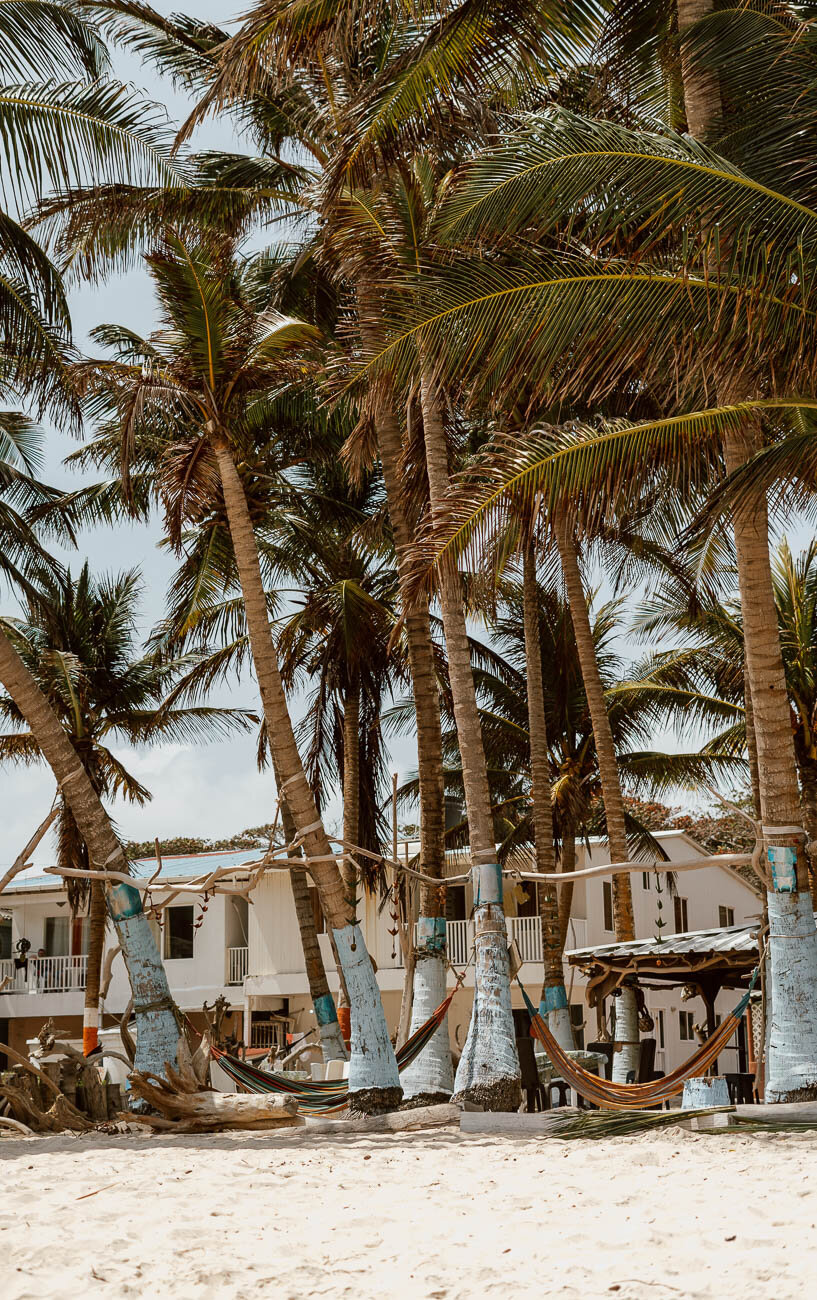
[333,924,400,1094]
[453,905,521,1107]
[765,890,817,1101]
[318,1019,348,1064]
[400,950,454,1100]
[611,985,640,1084]
[547,1005,576,1051]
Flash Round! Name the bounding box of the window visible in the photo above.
[674,896,689,933]
[602,881,614,932]
[642,871,651,890]
[515,882,539,918]
[445,884,467,923]
[44,916,69,956]
[570,1004,585,1050]
[657,1009,665,1050]
[679,1010,695,1041]
[71,916,89,956]
[164,906,194,960]
[719,906,735,928]
[0,918,11,960]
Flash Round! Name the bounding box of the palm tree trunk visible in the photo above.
[0,628,180,1093]
[522,540,573,1049]
[677,0,817,1101]
[278,794,347,1062]
[554,509,639,1080]
[557,820,577,955]
[360,297,452,1101]
[342,681,361,923]
[83,881,107,1054]
[744,664,762,820]
[418,372,520,1110]
[798,762,817,910]
[210,429,399,1109]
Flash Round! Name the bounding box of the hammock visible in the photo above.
[519,971,759,1111]
[211,989,456,1116]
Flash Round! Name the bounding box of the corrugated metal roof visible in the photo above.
[0,848,263,894]
[566,919,767,964]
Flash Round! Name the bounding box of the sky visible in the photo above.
[0,3,422,866]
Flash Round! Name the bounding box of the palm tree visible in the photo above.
[0,560,252,1052]
[76,233,402,1108]
[0,427,182,1083]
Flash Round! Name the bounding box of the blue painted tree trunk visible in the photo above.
[765,889,817,1101]
[106,882,181,1108]
[333,923,402,1112]
[453,866,521,1110]
[400,917,454,1103]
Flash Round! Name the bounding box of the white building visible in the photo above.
[0,832,761,1078]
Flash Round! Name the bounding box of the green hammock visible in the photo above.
[211,988,456,1115]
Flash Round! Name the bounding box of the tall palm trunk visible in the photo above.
[418,373,520,1110]
[522,541,573,1049]
[372,399,452,1099]
[0,628,180,1093]
[342,680,361,923]
[677,0,817,1100]
[280,798,347,1062]
[360,283,452,1101]
[558,817,577,955]
[83,881,107,1053]
[210,428,399,1109]
[554,510,639,1080]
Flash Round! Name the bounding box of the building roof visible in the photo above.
[565,916,772,998]
[0,847,263,895]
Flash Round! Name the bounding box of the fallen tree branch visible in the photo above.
[0,805,59,896]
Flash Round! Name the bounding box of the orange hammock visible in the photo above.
[519,972,758,1111]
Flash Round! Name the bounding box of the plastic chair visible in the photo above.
[516,1036,548,1111]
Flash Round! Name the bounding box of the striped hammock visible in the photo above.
[519,971,759,1111]
[211,989,456,1115]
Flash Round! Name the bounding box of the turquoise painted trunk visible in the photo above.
[765,889,817,1101]
[106,882,181,1107]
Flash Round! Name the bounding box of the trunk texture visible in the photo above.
[83,882,107,1054]
[523,541,573,1048]
[341,681,361,923]
[799,763,817,910]
[0,629,180,1096]
[677,0,817,1099]
[419,373,520,1110]
[280,798,347,1063]
[744,663,762,819]
[361,293,450,1100]
[554,512,638,1079]
[212,433,399,1107]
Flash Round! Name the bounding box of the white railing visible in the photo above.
[445,919,474,967]
[227,946,249,985]
[0,954,88,994]
[507,915,543,964]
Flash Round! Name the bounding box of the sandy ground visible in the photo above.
[2,1123,816,1299]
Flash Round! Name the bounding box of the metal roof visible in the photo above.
[566,919,765,966]
[0,848,263,894]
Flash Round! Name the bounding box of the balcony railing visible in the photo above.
[0,955,87,994]
[227,946,249,986]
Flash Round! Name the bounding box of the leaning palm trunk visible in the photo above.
[360,294,452,1101]
[279,797,347,1063]
[522,541,574,1050]
[554,510,639,1080]
[83,881,107,1053]
[678,0,817,1100]
[210,427,399,1110]
[342,681,361,923]
[419,373,520,1110]
[0,629,180,1092]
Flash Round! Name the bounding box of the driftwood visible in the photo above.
[125,1066,302,1132]
[0,806,60,897]
[0,1115,34,1136]
[305,1102,461,1135]
[0,1075,92,1133]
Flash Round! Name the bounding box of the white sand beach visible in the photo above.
[2,1124,815,1299]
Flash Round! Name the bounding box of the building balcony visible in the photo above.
[0,954,88,995]
[226,946,249,986]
